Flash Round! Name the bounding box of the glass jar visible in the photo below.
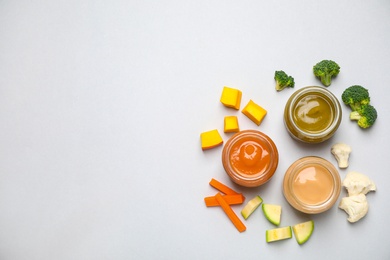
[222,130,279,187]
[283,156,341,214]
[284,86,342,143]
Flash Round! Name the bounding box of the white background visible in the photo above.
[1,0,389,259]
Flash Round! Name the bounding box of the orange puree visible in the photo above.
[292,166,333,205]
[230,137,270,176]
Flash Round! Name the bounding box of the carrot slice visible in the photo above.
[209,178,239,195]
[215,193,246,232]
[204,194,245,207]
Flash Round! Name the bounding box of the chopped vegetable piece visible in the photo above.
[313,60,340,87]
[274,70,295,91]
[241,195,263,220]
[200,129,223,150]
[339,194,369,223]
[220,86,242,110]
[224,116,239,133]
[331,143,352,169]
[341,85,378,129]
[241,99,267,126]
[341,85,370,111]
[350,104,378,129]
[209,178,240,195]
[266,226,292,242]
[262,204,282,226]
[204,194,245,207]
[215,193,246,232]
[292,220,314,245]
[342,171,376,196]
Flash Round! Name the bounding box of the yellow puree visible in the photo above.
[293,95,332,132]
[292,166,333,205]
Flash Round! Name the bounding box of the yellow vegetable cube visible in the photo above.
[200,129,223,150]
[224,116,239,133]
[242,100,267,126]
[220,86,242,110]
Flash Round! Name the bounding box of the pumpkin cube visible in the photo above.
[242,100,267,126]
[200,129,223,150]
[224,116,239,133]
[220,86,242,110]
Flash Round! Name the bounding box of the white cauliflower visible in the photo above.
[331,143,352,169]
[339,194,369,223]
[342,171,376,196]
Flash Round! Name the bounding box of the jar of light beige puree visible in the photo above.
[283,156,341,214]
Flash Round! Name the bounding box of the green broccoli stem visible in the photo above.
[321,74,332,87]
[275,83,285,91]
[349,103,361,111]
[350,111,361,121]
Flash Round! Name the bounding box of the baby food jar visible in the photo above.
[284,86,342,143]
[222,130,279,187]
[283,156,341,214]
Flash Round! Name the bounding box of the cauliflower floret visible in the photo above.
[342,171,376,196]
[339,194,369,223]
[331,143,352,168]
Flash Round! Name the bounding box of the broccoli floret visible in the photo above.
[274,70,295,91]
[350,104,377,129]
[313,60,340,87]
[341,85,370,111]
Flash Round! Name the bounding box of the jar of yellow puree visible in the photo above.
[284,86,342,143]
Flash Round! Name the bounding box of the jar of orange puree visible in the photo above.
[222,130,279,187]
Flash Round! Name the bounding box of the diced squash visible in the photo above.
[292,220,314,245]
[224,116,239,133]
[220,86,242,110]
[241,195,263,220]
[262,204,282,226]
[200,129,223,150]
[241,100,267,126]
[266,226,292,243]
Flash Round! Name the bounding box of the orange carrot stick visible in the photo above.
[209,178,239,195]
[204,194,245,207]
[215,193,246,232]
